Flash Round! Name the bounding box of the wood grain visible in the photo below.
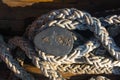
[0,60,119,80]
[23,64,120,80]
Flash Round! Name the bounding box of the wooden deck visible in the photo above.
[0,63,119,80]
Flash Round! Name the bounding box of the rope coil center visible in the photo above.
[0,8,120,80]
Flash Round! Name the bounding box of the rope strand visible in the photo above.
[0,35,35,80]
[6,8,120,80]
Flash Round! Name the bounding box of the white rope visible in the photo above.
[89,76,110,80]
[0,35,35,80]
[26,8,120,60]
[8,8,120,80]
[9,37,41,68]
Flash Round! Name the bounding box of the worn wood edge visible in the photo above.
[2,0,53,7]
[23,64,76,79]
[2,0,77,7]
[23,64,120,80]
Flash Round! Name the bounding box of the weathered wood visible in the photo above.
[23,64,120,80]
[0,0,120,36]
[2,0,54,7]
[0,62,119,80]
[2,0,78,7]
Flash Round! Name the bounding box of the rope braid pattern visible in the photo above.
[0,35,35,80]
[9,37,40,68]
[8,8,120,80]
[26,8,120,60]
[89,76,110,80]
[9,37,64,80]
[99,15,120,37]
[56,53,120,75]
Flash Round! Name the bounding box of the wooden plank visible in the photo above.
[23,64,74,79]
[0,0,120,19]
[0,0,120,35]
[2,0,54,7]
[0,61,119,80]
[2,0,78,7]
[23,64,120,80]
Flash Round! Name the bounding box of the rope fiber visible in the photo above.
[0,8,120,80]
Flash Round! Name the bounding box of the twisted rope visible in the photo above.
[8,8,120,80]
[9,37,41,68]
[0,35,35,80]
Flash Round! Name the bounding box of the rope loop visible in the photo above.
[3,8,120,80]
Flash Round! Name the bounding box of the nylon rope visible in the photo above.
[0,8,119,80]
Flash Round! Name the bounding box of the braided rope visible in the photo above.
[0,35,35,80]
[8,8,120,80]
[9,36,120,79]
[38,38,100,64]
[8,36,66,80]
[89,76,110,80]
[99,15,120,38]
[9,37,41,68]
[26,8,120,59]
[56,53,120,74]
[39,61,65,80]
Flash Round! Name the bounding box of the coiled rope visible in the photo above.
[89,76,110,80]
[6,8,120,80]
[0,35,35,80]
